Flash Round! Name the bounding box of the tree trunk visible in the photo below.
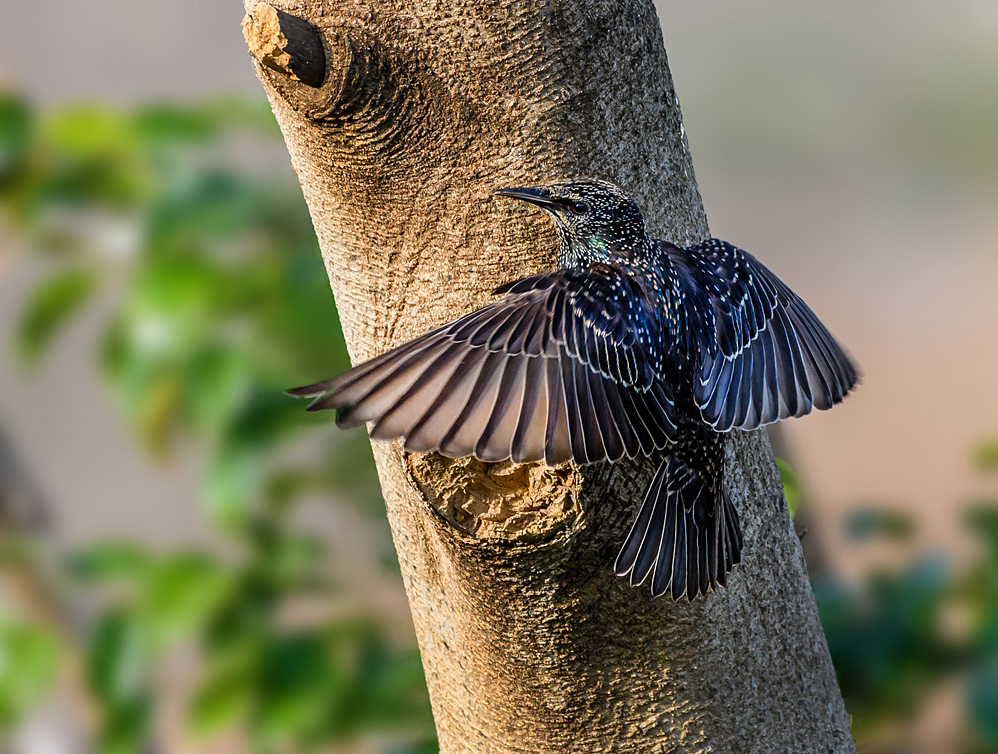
[241,1,857,751]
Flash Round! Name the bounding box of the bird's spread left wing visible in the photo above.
[665,238,858,432]
[288,266,678,465]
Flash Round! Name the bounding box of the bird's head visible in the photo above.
[496,178,649,267]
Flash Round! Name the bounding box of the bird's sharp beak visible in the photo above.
[495,187,560,211]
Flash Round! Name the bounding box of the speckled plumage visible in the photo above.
[289,178,858,600]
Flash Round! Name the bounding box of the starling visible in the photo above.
[289,179,858,600]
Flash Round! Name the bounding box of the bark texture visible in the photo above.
[242,0,857,751]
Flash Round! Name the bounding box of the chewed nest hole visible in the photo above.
[406,453,580,541]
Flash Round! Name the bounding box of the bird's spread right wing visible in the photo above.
[665,239,858,432]
[288,266,678,466]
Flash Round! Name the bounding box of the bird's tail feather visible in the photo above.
[614,455,742,600]
[285,379,336,399]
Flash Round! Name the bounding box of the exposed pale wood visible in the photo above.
[243,1,857,750]
[242,3,326,87]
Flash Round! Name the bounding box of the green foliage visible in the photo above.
[16,266,97,364]
[818,468,998,752]
[0,616,59,732]
[86,609,152,754]
[0,93,32,187]
[816,558,953,731]
[70,521,433,753]
[844,508,916,543]
[70,540,155,584]
[968,664,998,747]
[1,92,431,752]
[974,437,998,474]
[775,457,800,518]
[2,89,353,509]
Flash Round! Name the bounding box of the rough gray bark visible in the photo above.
[242,1,857,751]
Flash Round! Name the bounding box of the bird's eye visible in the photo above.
[570,201,589,215]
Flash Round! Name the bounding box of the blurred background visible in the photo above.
[0,0,995,752]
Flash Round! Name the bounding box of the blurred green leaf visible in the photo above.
[71,541,154,585]
[204,445,260,529]
[264,533,325,589]
[203,96,283,138]
[965,506,998,562]
[188,662,252,736]
[131,104,218,146]
[845,508,916,543]
[140,553,233,646]
[96,702,151,754]
[87,610,147,706]
[86,610,153,754]
[257,634,332,740]
[974,438,998,474]
[0,93,32,186]
[185,346,249,437]
[127,256,220,339]
[44,105,131,159]
[218,390,329,473]
[968,664,998,744]
[36,105,149,209]
[0,618,59,731]
[775,457,800,518]
[136,373,181,457]
[16,266,97,365]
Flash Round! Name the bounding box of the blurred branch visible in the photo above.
[242,3,326,88]
[0,422,89,748]
[0,423,78,635]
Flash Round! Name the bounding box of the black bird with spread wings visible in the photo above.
[289,179,858,600]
